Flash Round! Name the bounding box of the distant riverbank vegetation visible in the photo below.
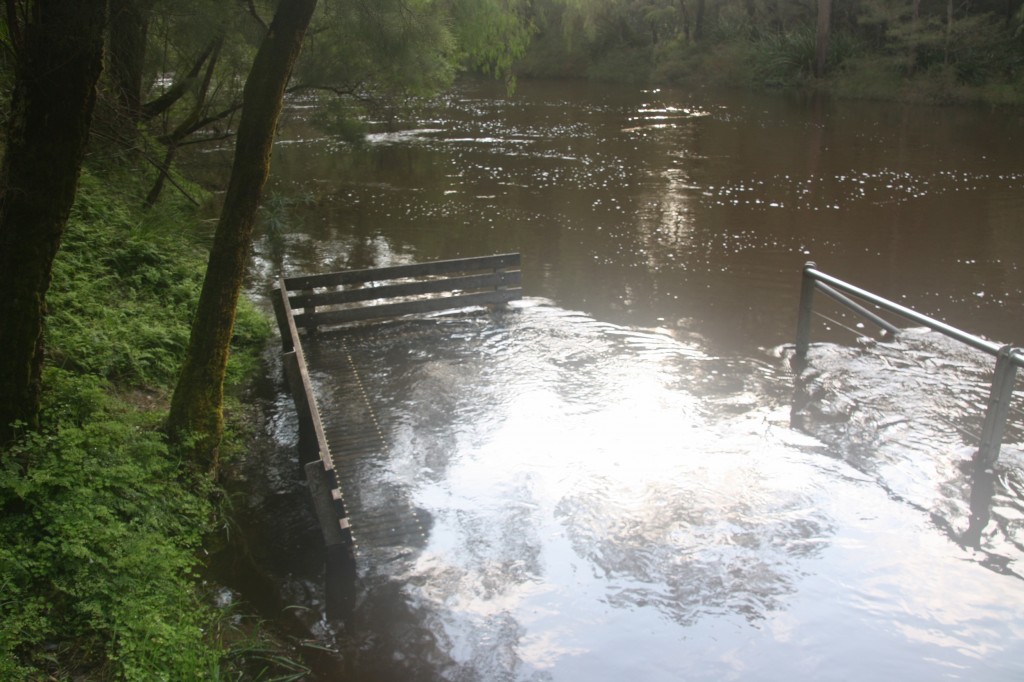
[515,0,1024,106]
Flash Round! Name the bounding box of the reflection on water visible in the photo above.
[221,79,1024,679]
[793,329,1024,572]
[252,80,1024,346]
[266,302,1024,681]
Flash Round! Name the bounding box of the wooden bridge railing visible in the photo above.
[274,253,522,344]
[270,254,523,604]
[273,276,353,549]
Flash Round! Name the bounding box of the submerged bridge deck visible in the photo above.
[272,254,522,558]
[273,255,1020,614]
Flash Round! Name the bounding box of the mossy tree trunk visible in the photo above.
[167,0,318,473]
[0,0,108,446]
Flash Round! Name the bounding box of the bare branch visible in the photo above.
[141,34,221,121]
[156,102,243,145]
[240,0,268,30]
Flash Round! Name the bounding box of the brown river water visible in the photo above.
[213,78,1024,680]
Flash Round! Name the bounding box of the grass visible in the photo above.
[0,163,286,680]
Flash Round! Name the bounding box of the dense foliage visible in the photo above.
[0,170,273,679]
[517,0,1024,104]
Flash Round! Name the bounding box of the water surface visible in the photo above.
[227,79,1024,680]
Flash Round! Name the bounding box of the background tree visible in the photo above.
[517,0,1024,98]
[0,0,108,445]
[166,0,318,470]
[108,0,153,122]
[166,0,535,470]
[694,0,707,41]
[815,0,832,76]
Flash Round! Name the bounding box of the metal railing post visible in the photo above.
[976,345,1019,468]
[791,263,1021,465]
[794,261,818,367]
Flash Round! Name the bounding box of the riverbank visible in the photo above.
[514,3,1024,109]
[0,165,305,680]
[519,43,1024,108]
[658,43,1024,108]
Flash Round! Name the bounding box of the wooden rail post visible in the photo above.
[271,282,293,352]
[495,259,509,297]
[303,286,317,336]
[305,461,356,620]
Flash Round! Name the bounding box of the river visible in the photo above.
[225,78,1024,680]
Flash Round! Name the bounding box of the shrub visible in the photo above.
[0,408,218,679]
[0,164,275,679]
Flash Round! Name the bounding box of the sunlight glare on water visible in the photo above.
[224,78,1024,680]
[300,301,1024,681]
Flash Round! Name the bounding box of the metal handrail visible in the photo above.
[794,261,1022,467]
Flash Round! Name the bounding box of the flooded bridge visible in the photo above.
[266,254,1024,679]
[271,254,523,579]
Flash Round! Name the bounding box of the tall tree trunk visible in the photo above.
[814,0,832,78]
[109,0,150,122]
[0,0,108,446]
[167,0,318,472]
[945,0,954,65]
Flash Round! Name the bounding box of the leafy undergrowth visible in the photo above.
[0,395,218,680]
[0,167,292,680]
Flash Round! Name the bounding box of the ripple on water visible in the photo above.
[793,328,1024,565]
[699,168,1024,212]
[294,302,1024,681]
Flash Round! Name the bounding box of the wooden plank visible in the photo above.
[276,279,333,469]
[288,270,521,308]
[283,253,521,291]
[305,461,350,548]
[295,288,522,327]
[271,285,293,352]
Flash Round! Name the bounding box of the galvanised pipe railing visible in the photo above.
[794,261,1022,468]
